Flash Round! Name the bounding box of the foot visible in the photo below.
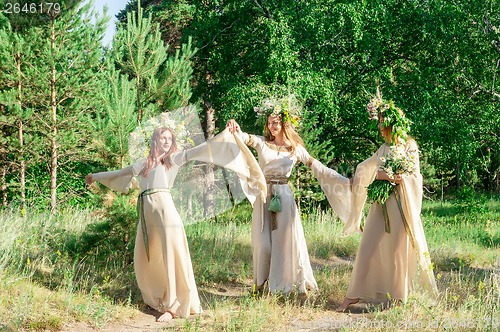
[157,311,174,322]
[336,297,359,312]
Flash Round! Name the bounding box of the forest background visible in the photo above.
[0,0,498,331]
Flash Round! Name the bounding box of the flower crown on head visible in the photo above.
[367,87,412,142]
[253,94,302,128]
[128,110,195,162]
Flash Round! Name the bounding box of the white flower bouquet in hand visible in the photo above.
[367,143,417,205]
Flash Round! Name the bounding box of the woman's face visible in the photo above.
[159,130,173,154]
[267,115,283,137]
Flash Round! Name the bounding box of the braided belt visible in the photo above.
[265,177,289,185]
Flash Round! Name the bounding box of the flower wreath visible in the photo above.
[128,107,199,163]
[253,94,302,129]
[367,87,412,142]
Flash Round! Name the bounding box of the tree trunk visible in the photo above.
[136,74,142,122]
[1,166,7,207]
[16,54,25,210]
[50,21,58,212]
[204,99,216,220]
[18,120,25,210]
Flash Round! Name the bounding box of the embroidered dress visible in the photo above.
[238,132,318,293]
[342,139,438,302]
[92,129,266,317]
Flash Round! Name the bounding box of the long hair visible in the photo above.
[263,115,304,154]
[140,127,178,177]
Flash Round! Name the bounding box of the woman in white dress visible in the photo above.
[336,94,438,312]
[86,127,265,321]
[226,96,322,294]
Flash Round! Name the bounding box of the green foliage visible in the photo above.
[0,0,109,210]
[452,186,489,214]
[112,0,196,122]
[93,62,138,168]
[64,195,137,265]
[143,0,500,197]
[423,196,499,272]
[367,179,395,204]
[1,0,499,209]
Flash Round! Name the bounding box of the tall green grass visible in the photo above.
[0,196,498,331]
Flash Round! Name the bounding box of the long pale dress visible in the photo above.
[237,133,319,293]
[337,139,438,302]
[92,129,266,317]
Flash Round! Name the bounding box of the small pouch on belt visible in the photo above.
[268,193,282,212]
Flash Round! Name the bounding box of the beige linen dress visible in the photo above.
[238,133,318,293]
[92,129,266,317]
[338,139,438,302]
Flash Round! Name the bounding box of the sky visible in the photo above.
[88,0,130,46]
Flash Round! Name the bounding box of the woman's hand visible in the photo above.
[85,174,94,185]
[376,170,402,184]
[226,119,240,133]
[392,174,403,184]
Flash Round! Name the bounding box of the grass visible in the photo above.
[0,195,498,331]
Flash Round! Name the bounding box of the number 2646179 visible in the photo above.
[4,2,61,15]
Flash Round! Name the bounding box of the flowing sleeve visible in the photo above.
[309,159,352,223]
[91,160,143,194]
[291,144,352,222]
[398,140,438,298]
[236,131,265,151]
[342,150,380,235]
[172,128,267,205]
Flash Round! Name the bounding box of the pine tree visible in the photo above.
[25,0,108,211]
[94,59,138,168]
[0,23,35,210]
[112,0,196,122]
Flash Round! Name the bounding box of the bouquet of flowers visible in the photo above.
[367,143,417,205]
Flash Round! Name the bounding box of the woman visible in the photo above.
[86,126,265,321]
[226,95,323,294]
[336,94,438,312]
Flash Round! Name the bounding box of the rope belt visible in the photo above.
[265,177,289,185]
[137,188,171,262]
[381,188,416,249]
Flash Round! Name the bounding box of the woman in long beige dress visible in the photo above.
[226,95,353,294]
[227,114,317,293]
[86,127,265,321]
[336,100,438,312]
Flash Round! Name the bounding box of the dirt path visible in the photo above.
[59,288,369,332]
[60,306,369,332]
[60,258,366,332]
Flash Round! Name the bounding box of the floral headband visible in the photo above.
[367,88,412,141]
[253,94,301,128]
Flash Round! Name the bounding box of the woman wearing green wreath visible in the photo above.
[227,94,352,294]
[336,89,438,312]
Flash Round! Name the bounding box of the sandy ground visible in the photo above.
[59,286,370,332]
[59,258,370,332]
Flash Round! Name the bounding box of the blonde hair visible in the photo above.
[141,127,178,177]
